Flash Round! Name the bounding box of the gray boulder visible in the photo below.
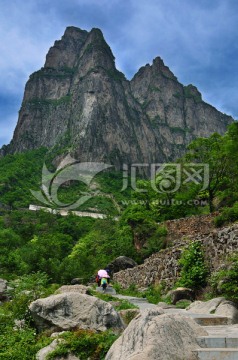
[186,297,238,324]
[71,278,84,285]
[214,300,238,324]
[0,278,8,301]
[107,256,137,276]
[186,297,226,314]
[105,309,207,360]
[167,287,195,305]
[29,292,125,333]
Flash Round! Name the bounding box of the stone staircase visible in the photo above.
[193,319,238,359]
[112,294,238,359]
[160,308,238,359]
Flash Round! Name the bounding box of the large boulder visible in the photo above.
[186,297,226,314]
[166,287,195,305]
[186,297,238,324]
[29,293,125,333]
[105,309,207,360]
[215,300,238,324]
[107,256,137,276]
[0,278,8,301]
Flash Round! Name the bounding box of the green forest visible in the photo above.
[0,122,238,283]
[1,122,238,359]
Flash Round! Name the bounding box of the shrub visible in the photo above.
[214,202,238,227]
[145,285,164,304]
[47,330,118,360]
[176,241,209,290]
[210,254,238,303]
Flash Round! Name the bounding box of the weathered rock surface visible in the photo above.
[29,292,125,332]
[105,309,207,360]
[167,287,195,305]
[6,26,233,166]
[55,285,91,295]
[215,300,238,324]
[186,297,226,314]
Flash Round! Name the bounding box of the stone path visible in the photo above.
[113,294,158,310]
[114,294,238,359]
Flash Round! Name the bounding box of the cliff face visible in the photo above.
[9,26,233,165]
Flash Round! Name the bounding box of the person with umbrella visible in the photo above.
[97,269,110,291]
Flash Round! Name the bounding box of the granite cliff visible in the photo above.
[6,26,233,165]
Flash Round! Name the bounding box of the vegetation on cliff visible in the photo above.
[1,123,238,358]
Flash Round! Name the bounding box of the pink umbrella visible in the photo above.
[98,269,110,278]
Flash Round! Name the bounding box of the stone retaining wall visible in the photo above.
[114,217,238,290]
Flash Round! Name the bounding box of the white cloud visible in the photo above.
[0,1,64,95]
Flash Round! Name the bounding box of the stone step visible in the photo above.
[95,286,116,295]
[194,348,238,360]
[197,336,238,348]
[204,325,238,337]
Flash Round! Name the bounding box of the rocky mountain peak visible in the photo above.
[152,56,177,80]
[6,26,233,166]
[45,26,88,69]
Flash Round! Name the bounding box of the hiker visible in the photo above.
[100,277,108,292]
[95,274,101,287]
[97,269,110,291]
[104,267,111,283]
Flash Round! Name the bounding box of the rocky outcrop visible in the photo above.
[7,26,233,166]
[29,292,125,333]
[105,309,207,360]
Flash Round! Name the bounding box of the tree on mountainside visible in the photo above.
[184,133,231,212]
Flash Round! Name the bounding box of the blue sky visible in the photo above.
[0,0,238,147]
